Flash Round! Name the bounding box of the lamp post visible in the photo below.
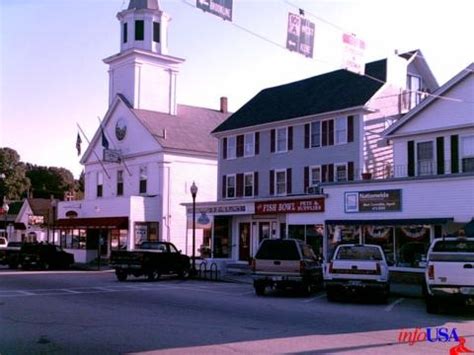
[190,181,198,276]
[2,200,9,240]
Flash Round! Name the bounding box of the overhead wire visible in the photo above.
[179,0,474,105]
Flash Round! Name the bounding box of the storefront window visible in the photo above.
[111,229,128,250]
[327,225,361,259]
[364,226,394,264]
[199,229,212,258]
[134,222,159,247]
[60,229,86,249]
[395,226,430,268]
[288,224,324,257]
[213,216,232,258]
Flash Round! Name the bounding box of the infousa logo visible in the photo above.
[398,328,473,354]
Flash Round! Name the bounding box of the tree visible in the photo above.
[26,164,75,199]
[0,147,31,200]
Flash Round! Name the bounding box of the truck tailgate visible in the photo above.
[330,260,380,279]
[255,259,300,274]
[430,261,474,286]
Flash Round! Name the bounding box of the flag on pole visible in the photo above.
[101,128,109,149]
[76,133,82,156]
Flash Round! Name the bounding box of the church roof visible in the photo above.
[131,103,230,156]
[128,0,159,10]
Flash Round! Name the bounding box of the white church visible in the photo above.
[56,0,229,263]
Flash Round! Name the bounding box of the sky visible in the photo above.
[1,0,473,178]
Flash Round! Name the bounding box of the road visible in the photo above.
[0,269,473,354]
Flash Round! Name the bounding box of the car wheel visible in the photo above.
[426,295,439,314]
[178,268,190,280]
[116,270,128,282]
[255,284,266,296]
[147,271,160,281]
[301,283,313,297]
[326,288,338,302]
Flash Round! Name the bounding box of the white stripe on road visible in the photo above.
[384,297,405,312]
[302,293,326,303]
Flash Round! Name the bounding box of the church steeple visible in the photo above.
[103,0,184,115]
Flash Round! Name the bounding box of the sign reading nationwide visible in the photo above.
[255,198,325,215]
[345,189,402,213]
[196,0,233,21]
[286,13,315,58]
[342,33,366,74]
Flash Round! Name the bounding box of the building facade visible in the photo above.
[56,0,228,263]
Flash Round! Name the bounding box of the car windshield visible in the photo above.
[335,246,383,261]
[255,240,300,260]
[430,240,474,261]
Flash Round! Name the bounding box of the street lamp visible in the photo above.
[2,200,9,240]
[190,181,198,276]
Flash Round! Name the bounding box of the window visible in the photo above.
[311,121,321,148]
[226,175,236,198]
[407,74,422,109]
[417,141,434,176]
[275,170,286,195]
[310,166,321,185]
[153,22,160,43]
[97,172,103,198]
[276,128,287,152]
[244,173,254,197]
[117,170,124,196]
[244,133,254,157]
[139,166,147,194]
[135,20,144,41]
[123,23,128,43]
[227,136,236,159]
[335,117,347,144]
[461,135,474,173]
[335,163,347,182]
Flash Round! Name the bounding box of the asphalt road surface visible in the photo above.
[0,269,473,354]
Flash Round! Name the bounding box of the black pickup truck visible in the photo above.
[110,241,191,281]
[0,242,23,268]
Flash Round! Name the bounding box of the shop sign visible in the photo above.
[28,215,45,225]
[345,189,401,213]
[186,205,248,216]
[255,198,325,215]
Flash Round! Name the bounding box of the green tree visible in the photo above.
[0,147,31,200]
[26,164,75,199]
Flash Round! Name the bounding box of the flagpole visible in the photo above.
[76,123,111,179]
[97,116,133,177]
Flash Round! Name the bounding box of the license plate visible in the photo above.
[460,287,474,295]
[348,280,362,286]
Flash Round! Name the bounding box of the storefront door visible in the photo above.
[238,223,251,261]
[258,222,271,244]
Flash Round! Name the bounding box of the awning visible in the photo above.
[55,217,129,229]
[325,218,454,226]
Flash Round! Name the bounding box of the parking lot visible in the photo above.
[0,269,473,354]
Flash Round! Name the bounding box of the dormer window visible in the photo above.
[135,20,144,41]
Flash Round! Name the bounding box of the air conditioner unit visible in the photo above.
[307,185,322,195]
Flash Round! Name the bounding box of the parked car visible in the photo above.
[424,237,474,314]
[110,241,191,281]
[0,237,7,248]
[19,243,75,270]
[325,244,390,302]
[250,238,323,296]
[0,241,23,268]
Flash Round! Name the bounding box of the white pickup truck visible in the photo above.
[325,244,390,302]
[424,237,474,314]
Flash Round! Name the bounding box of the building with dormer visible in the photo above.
[56,0,229,263]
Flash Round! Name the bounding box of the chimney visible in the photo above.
[220,97,228,114]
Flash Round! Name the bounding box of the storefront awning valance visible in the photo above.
[55,217,129,229]
[325,218,454,226]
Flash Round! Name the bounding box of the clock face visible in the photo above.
[115,118,127,141]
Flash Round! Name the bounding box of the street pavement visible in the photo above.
[0,268,473,354]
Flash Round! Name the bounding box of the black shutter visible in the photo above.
[236,173,244,197]
[322,121,328,146]
[322,165,327,182]
[223,138,227,160]
[408,140,415,177]
[254,172,259,196]
[255,132,260,155]
[348,161,354,181]
[451,135,459,173]
[328,164,334,182]
[286,168,292,194]
[269,170,274,195]
[236,135,244,157]
[304,124,310,149]
[222,175,227,199]
[347,115,354,143]
[304,166,309,191]
[328,120,334,146]
[270,129,275,153]
[436,136,445,175]
[288,126,293,150]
